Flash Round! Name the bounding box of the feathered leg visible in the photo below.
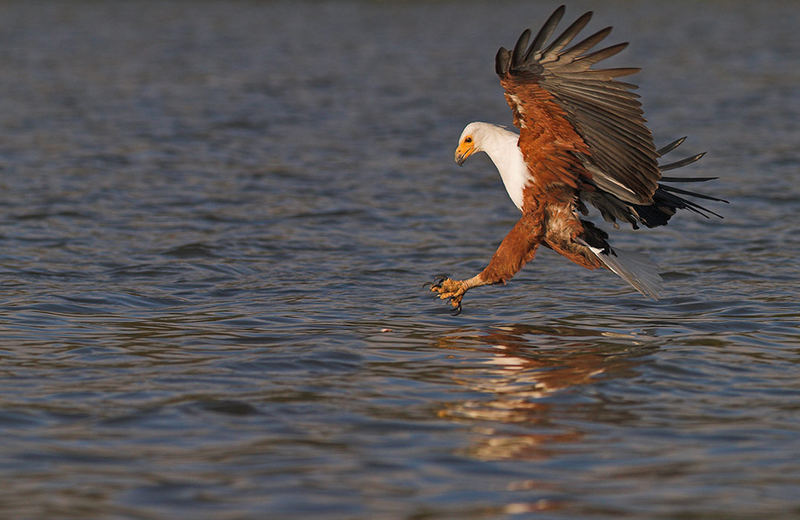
[430,212,544,312]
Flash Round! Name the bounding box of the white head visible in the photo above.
[454,122,492,166]
[454,122,520,166]
[452,121,530,211]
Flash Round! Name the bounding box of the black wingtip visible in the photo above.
[660,183,729,204]
[660,152,706,172]
[511,29,531,68]
[538,10,593,59]
[496,47,511,76]
[660,175,719,183]
[527,5,567,60]
[656,136,687,156]
[551,5,567,24]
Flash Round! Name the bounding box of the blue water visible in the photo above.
[0,1,798,518]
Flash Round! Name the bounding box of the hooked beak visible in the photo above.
[454,142,474,166]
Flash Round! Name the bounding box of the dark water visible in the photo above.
[0,1,798,518]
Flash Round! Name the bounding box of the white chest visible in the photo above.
[482,135,531,212]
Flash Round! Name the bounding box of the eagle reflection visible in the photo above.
[434,323,653,461]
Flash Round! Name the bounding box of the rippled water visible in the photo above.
[0,1,798,518]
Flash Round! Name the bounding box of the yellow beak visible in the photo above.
[454,141,474,166]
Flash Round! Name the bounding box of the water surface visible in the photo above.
[0,1,799,518]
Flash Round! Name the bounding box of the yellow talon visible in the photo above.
[430,277,468,313]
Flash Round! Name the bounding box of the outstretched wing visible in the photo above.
[495,5,660,204]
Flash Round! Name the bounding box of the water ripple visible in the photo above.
[0,1,798,519]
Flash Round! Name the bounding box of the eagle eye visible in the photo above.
[465,137,473,143]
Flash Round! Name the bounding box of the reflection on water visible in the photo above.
[435,325,655,461]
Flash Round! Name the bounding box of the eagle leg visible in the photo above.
[429,213,544,313]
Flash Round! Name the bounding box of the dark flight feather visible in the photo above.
[497,5,661,204]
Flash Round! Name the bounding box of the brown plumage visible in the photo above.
[430,5,727,313]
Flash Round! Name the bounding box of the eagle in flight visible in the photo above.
[430,5,726,313]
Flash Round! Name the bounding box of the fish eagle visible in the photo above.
[430,5,726,313]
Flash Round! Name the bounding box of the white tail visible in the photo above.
[582,241,663,299]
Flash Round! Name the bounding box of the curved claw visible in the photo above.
[428,276,467,315]
[424,273,451,291]
[432,273,450,288]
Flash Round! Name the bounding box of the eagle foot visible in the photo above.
[429,276,467,315]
